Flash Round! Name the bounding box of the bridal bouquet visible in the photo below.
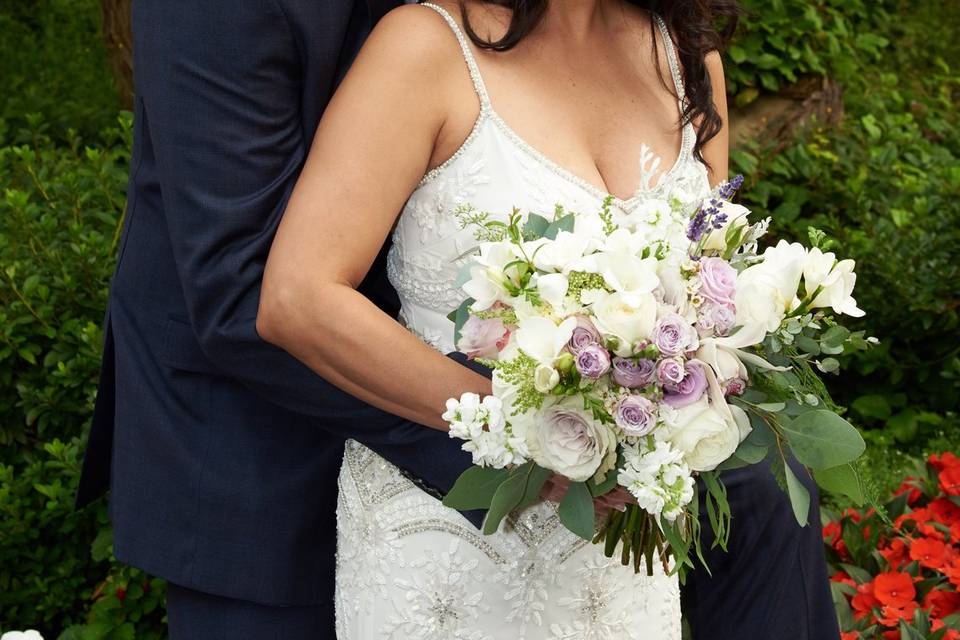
[441,176,872,578]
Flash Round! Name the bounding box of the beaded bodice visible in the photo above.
[387,3,711,353]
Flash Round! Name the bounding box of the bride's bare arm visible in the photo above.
[257,7,490,431]
[701,51,730,186]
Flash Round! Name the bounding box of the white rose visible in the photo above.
[535,272,570,308]
[1,632,44,640]
[655,255,689,312]
[526,398,618,482]
[667,396,742,472]
[703,201,751,252]
[590,291,659,356]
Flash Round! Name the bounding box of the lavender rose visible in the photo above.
[457,315,510,359]
[699,257,738,308]
[662,359,708,408]
[611,357,655,389]
[652,313,699,358]
[567,316,602,354]
[575,344,611,379]
[615,395,658,437]
[656,357,686,387]
[526,399,618,482]
[697,302,736,336]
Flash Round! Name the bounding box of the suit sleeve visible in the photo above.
[130,0,477,496]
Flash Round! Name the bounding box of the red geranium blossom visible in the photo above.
[910,536,949,570]
[924,588,960,618]
[930,452,960,472]
[940,465,960,497]
[928,498,960,526]
[852,581,881,621]
[873,572,916,609]
[831,571,856,588]
[841,632,861,640]
[878,601,918,627]
[880,538,910,570]
[893,477,923,505]
[823,520,849,558]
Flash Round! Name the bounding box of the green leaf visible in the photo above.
[517,464,553,510]
[543,213,576,240]
[781,410,865,470]
[814,464,865,506]
[522,213,550,240]
[852,394,892,421]
[482,464,533,535]
[443,466,511,511]
[783,462,811,526]
[449,297,475,348]
[558,481,595,541]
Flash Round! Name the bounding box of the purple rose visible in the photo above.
[699,257,737,308]
[615,395,658,437]
[567,316,602,354]
[662,360,708,408]
[652,313,699,358]
[611,357,655,389]
[457,316,510,359]
[656,357,685,386]
[697,302,736,336]
[575,344,611,379]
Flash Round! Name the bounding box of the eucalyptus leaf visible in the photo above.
[482,463,532,535]
[450,297,475,348]
[783,462,811,526]
[814,464,865,506]
[543,213,576,240]
[443,466,511,511]
[781,410,865,469]
[522,213,550,240]
[558,481,596,541]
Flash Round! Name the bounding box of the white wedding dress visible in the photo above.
[335,4,711,638]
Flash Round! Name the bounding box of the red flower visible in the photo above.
[880,538,911,570]
[832,571,856,588]
[894,477,923,505]
[841,632,861,640]
[852,581,881,621]
[878,601,918,627]
[824,520,849,558]
[932,618,960,640]
[930,452,960,472]
[924,588,960,618]
[945,557,960,588]
[929,498,960,526]
[940,466,960,497]
[873,572,916,609]
[910,536,949,570]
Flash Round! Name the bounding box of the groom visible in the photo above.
[77,0,838,638]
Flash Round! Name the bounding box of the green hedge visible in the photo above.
[0,0,956,638]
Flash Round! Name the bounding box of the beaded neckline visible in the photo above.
[417,2,696,211]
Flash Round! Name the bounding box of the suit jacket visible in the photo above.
[77,0,479,608]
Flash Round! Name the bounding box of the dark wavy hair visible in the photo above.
[457,0,742,163]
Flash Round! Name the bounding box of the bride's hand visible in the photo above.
[540,474,636,519]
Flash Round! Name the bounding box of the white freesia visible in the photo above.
[515,316,576,366]
[590,291,659,356]
[734,240,807,331]
[695,321,788,384]
[534,364,560,392]
[526,398,617,482]
[807,256,865,317]
[531,230,592,273]
[703,201,750,252]
[591,251,660,306]
[535,272,570,308]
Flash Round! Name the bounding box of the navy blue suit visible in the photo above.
[75,0,479,627]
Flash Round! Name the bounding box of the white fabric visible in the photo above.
[335,4,711,638]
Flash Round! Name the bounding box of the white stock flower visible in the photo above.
[703,201,751,252]
[443,392,527,468]
[618,439,694,522]
[590,291,659,356]
[526,398,617,482]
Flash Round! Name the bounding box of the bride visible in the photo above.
[257,0,733,637]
